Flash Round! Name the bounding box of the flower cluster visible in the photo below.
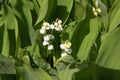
[40,19,63,34]
[39,19,72,57]
[39,19,63,51]
[60,40,72,57]
[92,7,101,16]
[42,34,54,50]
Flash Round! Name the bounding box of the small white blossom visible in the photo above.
[42,22,50,30]
[93,12,98,16]
[58,25,63,31]
[55,25,63,31]
[58,24,62,28]
[96,8,101,13]
[61,53,68,57]
[92,7,98,16]
[54,22,58,26]
[43,41,49,46]
[40,29,46,34]
[92,7,101,16]
[48,44,54,50]
[60,44,65,50]
[44,35,50,41]
[60,40,72,54]
[64,48,69,52]
[58,20,62,24]
[55,27,60,31]
[64,40,71,48]
[92,7,96,11]
[41,26,46,29]
[46,26,50,30]
[50,24,55,30]
[43,22,50,26]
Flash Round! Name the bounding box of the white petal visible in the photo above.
[43,41,49,46]
[44,35,50,41]
[58,20,62,24]
[48,45,54,50]
[50,24,55,29]
[61,53,67,57]
[54,22,58,26]
[40,29,46,34]
[92,7,95,11]
[64,40,71,48]
[41,26,46,29]
[64,48,69,52]
[43,22,49,26]
[58,24,62,28]
[46,26,50,30]
[55,27,59,31]
[93,12,98,16]
[60,44,65,49]
[96,8,101,13]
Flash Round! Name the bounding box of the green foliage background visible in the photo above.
[0,0,120,80]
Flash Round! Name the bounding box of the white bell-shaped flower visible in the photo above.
[50,24,55,30]
[43,35,50,41]
[43,41,49,46]
[48,44,54,50]
[40,29,46,34]
[60,44,65,50]
[58,20,62,24]
[61,52,68,57]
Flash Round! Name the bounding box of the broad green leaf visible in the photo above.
[101,0,115,9]
[0,18,4,28]
[44,0,57,22]
[64,21,78,40]
[56,0,73,25]
[0,74,16,80]
[35,0,49,25]
[2,4,18,29]
[96,26,120,70]
[74,0,86,21]
[48,69,59,80]
[98,0,108,31]
[0,54,16,74]
[27,44,48,69]
[69,17,101,62]
[0,25,4,53]
[8,29,17,56]
[22,1,36,45]
[56,55,79,80]
[1,27,9,57]
[32,0,40,15]
[108,0,120,32]
[77,18,101,62]
[16,65,52,80]
[0,4,18,56]
[73,65,95,80]
[14,0,36,46]
[70,19,89,57]
[95,65,120,80]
